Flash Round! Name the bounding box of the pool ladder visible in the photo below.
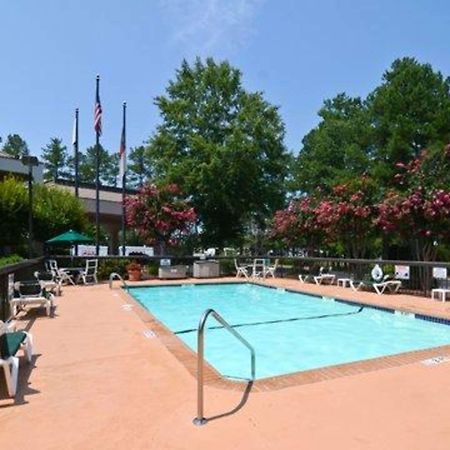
[193,308,256,426]
[109,272,128,290]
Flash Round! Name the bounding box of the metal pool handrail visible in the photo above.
[193,308,256,426]
[109,272,128,290]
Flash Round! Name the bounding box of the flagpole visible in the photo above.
[74,107,79,256]
[74,108,79,197]
[95,75,101,256]
[121,101,127,256]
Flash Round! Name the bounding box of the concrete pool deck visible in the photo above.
[1,278,450,449]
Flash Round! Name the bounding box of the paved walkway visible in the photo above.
[1,279,450,449]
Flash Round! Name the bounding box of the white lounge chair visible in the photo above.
[314,267,335,285]
[80,259,98,284]
[34,270,62,296]
[0,320,33,397]
[234,259,249,279]
[10,282,54,318]
[350,265,402,295]
[264,259,279,278]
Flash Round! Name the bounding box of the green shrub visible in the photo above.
[0,254,24,268]
[146,262,159,276]
[220,259,235,276]
[97,259,131,281]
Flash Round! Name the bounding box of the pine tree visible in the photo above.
[2,134,29,158]
[41,138,68,182]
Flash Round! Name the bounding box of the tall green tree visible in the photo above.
[128,146,152,188]
[293,93,372,194]
[78,145,113,185]
[146,58,290,246]
[33,184,89,241]
[41,137,68,181]
[368,57,450,185]
[0,177,28,252]
[104,152,120,187]
[1,134,29,158]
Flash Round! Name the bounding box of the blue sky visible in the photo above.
[1,0,450,158]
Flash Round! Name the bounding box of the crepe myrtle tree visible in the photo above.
[271,178,379,258]
[312,179,379,259]
[271,197,324,253]
[125,183,196,255]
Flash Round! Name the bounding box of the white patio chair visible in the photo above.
[10,282,54,318]
[0,320,33,397]
[264,259,279,278]
[46,259,75,286]
[80,259,98,284]
[252,259,266,278]
[234,259,249,279]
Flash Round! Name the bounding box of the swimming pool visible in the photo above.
[129,283,450,380]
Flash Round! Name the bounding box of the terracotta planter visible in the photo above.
[127,269,142,281]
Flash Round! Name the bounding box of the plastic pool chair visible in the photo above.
[234,259,250,279]
[350,265,402,295]
[0,320,33,397]
[10,281,54,318]
[252,259,267,278]
[264,259,279,278]
[313,267,336,285]
[80,259,99,284]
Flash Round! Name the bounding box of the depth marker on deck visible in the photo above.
[421,356,450,366]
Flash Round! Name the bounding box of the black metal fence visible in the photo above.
[51,254,449,297]
[1,254,448,320]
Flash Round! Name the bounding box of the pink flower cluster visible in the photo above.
[376,189,450,239]
[125,183,196,247]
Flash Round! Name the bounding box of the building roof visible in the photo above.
[0,150,16,159]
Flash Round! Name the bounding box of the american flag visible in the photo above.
[94,79,102,136]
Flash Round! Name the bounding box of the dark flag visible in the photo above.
[72,108,79,198]
[94,75,101,255]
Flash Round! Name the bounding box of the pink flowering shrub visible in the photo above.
[271,179,377,258]
[271,197,323,250]
[377,188,450,260]
[312,181,377,258]
[125,183,196,254]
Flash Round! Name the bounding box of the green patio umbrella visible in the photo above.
[46,229,94,245]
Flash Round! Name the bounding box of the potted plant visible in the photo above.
[126,262,142,281]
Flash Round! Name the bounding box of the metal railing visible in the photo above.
[108,272,128,290]
[193,308,256,426]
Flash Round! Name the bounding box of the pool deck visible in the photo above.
[1,277,450,449]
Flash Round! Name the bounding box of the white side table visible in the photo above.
[431,289,450,302]
[337,278,352,288]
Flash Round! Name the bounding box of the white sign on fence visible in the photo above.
[395,265,410,280]
[433,267,448,280]
[119,246,154,257]
[71,245,109,256]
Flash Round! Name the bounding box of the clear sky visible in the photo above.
[1,0,450,159]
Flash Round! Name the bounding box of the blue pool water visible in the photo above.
[129,283,450,379]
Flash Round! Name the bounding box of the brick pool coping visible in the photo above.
[121,277,450,392]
